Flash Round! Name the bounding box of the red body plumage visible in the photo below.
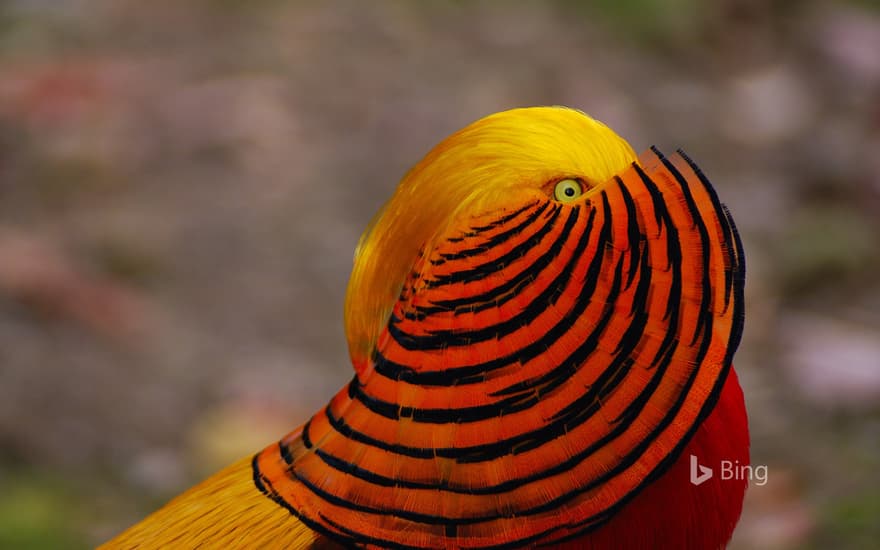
[551,369,749,549]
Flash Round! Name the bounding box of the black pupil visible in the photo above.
[564,186,575,196]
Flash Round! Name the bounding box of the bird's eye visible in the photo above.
[553,179,583,203]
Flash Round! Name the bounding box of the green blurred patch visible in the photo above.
[0,471,89,550]
[28,155,116,210]
[819,490,880,549]
[90,240,164,287]
[778,204,880,301]
[587,0,695,23]
[846,0,880,11]
[563,0,701,43]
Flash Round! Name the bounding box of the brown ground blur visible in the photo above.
[1,1,878,548]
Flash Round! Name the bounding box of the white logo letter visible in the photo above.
[720,460,733,480]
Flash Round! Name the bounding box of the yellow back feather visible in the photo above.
[100,457,337,549]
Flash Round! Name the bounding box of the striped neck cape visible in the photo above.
[253,146,745,549]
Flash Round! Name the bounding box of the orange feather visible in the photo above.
[103,107,747,549]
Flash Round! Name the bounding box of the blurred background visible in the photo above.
[1,1,878,548]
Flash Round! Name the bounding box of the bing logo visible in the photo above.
[689,455,768,486]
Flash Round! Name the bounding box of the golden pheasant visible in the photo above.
[104,106,747,549]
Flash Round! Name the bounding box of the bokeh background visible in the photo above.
[1,1,879,548]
